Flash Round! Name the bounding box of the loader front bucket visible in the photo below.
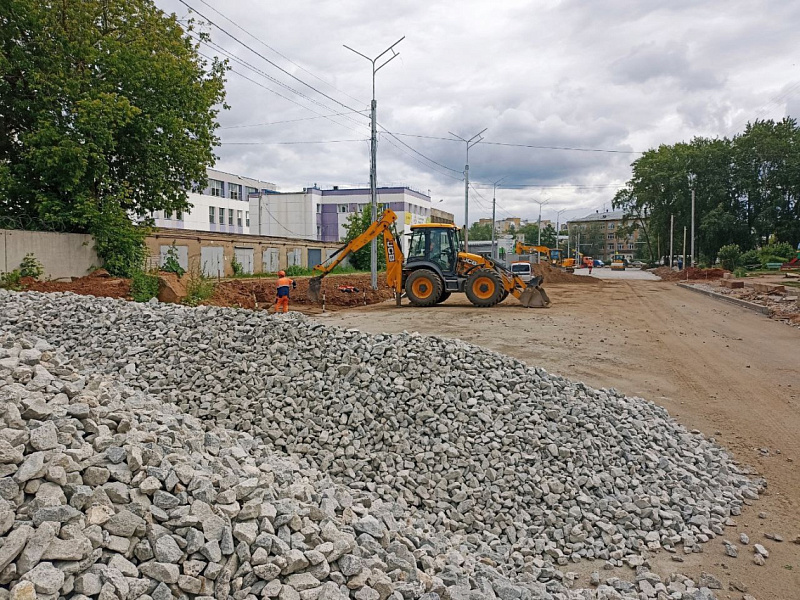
[307,276,322,303]
[518,276,551,308]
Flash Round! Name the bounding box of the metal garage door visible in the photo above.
[287,248,302,267]
[307,248,322,268]
[159,245,188,272]
[262,248,279,273]
[234,247,254,275]
[201,246,224,278]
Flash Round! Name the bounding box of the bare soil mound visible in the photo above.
[533,262,597,283]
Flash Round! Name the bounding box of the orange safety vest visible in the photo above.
[276,276,293,298]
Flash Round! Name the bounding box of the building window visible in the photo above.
[617,244,624,250]
[210,179,223,197]
[339,204,347,213]
[229,185,240,200]
[608,243,614,250]
[176,211,183,221]
[228,208,234,225]
[245,211,250,227]
[164,210,173,220]
[628,244,634,250]
[317,225,321,237]
[316,204,321,213]
[246,186,258,196]
[237,210,243,227]
[209,206,215,224]
[219,207,225,224]
[608,223,615,230]
[607,234,614,240]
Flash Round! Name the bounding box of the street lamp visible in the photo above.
[556,209,567,251]
[344,36,405,290]
[687,172,696,268]
[534,199,549,246]
[448,128,487,252]
[491,176,507,260]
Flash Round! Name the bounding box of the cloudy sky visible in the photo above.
[156,0,800,226]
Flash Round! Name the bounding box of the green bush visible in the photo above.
[733,267,746,278]
[717,244,741,271]
[760,243,794,263]
[92,208,149,277]
[285,265,312,277]
[738,249,760,267]
[19,253,44,279]
[130,270,159,302]
[183,267,215,306]
[231,255,244,277]
[162,244,185,277]
[0,270,22,290]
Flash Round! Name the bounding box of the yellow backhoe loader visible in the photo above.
[308,209,550,308]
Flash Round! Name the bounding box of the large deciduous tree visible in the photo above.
[0,0,227,274]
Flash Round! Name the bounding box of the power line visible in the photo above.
[194,0,366,108]
[178,0,363,115]
[220,139,368,145]
[387,132,642,154]
[192,35,368,134]
[377,124,463,174]
[379,135,464,182]
[221,111,368,129]
[474,182,624,189]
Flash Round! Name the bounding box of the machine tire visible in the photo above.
[405,270,443,307]
[465,269,504,307]
[435,290,451,304]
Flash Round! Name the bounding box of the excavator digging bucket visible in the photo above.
[518,276,551,308]
[307,276,322,303]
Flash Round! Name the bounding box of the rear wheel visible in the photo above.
[499,289,509,303]
[465,269,504,307]
[405,270,443,307]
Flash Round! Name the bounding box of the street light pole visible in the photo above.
[556,209,566,252]
[344,36,404,290]
[491,176,506,260]
[534,199,549,246]
[687,172,696,268]
[449,128,487,252]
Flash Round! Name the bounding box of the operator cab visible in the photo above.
[406,224,461,274]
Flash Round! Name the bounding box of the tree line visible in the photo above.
[468,221,558,248]
[613,118,800,266]
[0,0,226,275]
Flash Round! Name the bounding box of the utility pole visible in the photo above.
[449,128,487,252]
[669,214,674,269]
[344,36,404,290]
[534,199,549,246]
[491,177,506,260]
[691,188,696,267]
[682,226,687,271]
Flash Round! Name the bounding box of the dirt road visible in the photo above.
[318,278,800,599]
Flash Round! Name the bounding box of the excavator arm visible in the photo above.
[307,208,404,302]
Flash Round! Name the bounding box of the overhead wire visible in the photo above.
[177,0,363,114]
[220,139,368,145]
[386,132,642,154]
[194,0,367,107]
[192,35,368,135]
[221,111,368,129]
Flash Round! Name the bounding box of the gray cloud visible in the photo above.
[157,0,800,225]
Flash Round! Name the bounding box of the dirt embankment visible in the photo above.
[533,262,598,283]
[651,266,727,281]
[22,270,131,298]
[208,273,395,310]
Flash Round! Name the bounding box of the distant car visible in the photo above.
[593,259,605,268]
[631,260,644,268]
[511,261,532,283]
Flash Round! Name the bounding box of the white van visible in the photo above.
[511,261,532,283]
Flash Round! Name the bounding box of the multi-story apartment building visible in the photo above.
[478,216,529,233]
[250,186,432,255]
[430,207,455,225]
[567,210,644,262]
[152,168,277,234]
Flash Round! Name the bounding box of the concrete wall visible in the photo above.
[1,229,99,280]
[146,228,342,277]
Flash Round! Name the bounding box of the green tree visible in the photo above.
[0,0,227,275]
[342,205,386,271]
[468,222,493,241]
[540,224,557,248]
[517,223,540,245]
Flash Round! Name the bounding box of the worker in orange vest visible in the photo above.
[275,270,296,313]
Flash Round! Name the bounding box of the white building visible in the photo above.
[250,186,432,254]
[152,168,277,234]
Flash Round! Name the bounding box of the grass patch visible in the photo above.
[130,270,159,302]
[183,267,216,306]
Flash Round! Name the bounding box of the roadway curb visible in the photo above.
[677,282,772,315]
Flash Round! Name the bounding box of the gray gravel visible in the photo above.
[0,290,765,599]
